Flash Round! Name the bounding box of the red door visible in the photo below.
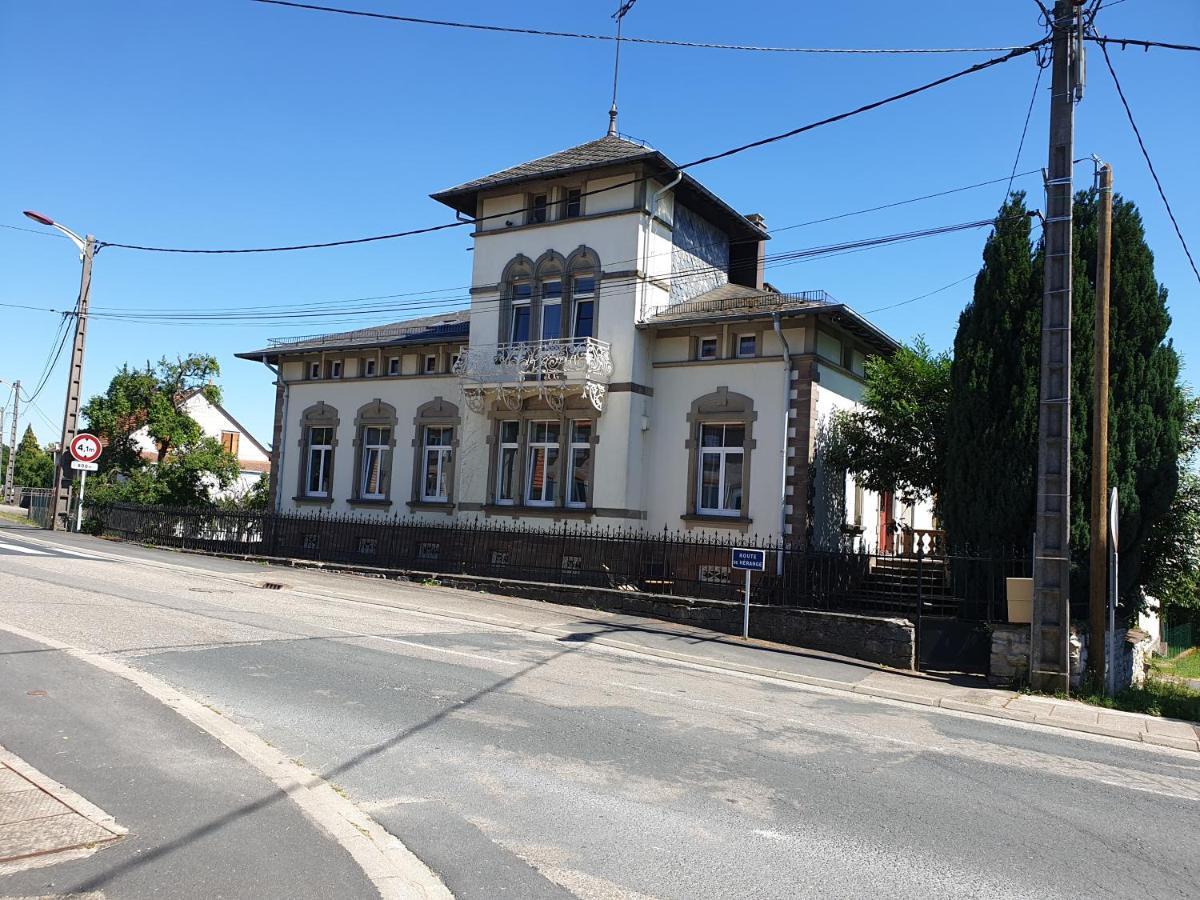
[878,491,895,554]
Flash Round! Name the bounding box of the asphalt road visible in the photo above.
[1,524,1198,899]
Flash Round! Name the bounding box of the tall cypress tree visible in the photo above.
[944,190,1183,612]
[943,193,1041,553]
[1070,191,1183,603]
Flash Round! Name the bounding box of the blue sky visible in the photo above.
[2,0,1197,447]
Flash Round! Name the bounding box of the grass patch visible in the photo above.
[0,510,33,527]
[1068,677,1200,723]
[1153,648,1200,681]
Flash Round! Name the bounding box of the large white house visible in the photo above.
[238,133,934,551]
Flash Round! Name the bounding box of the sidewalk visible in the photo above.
[0,746,126,875]
[6,523,1200,756]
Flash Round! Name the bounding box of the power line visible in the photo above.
[1098,42,1200,286]
[770,169,1043,234]
[1003,51,1049,203]
[861,273,977,314]
[1089,35,1200,53]
[88,40,1044,256]
[249,0,1029,54]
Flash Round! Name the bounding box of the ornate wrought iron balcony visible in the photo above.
[453,338,614,412]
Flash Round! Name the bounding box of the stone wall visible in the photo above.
[264,557,917,669]
[989,623,1087,690]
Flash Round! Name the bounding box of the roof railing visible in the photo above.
[266,320,468,349]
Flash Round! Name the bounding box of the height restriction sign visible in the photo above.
[69,433,102,464]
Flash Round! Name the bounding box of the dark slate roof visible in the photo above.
[647,285,897,352]
[430,133,767,243]
[235,311,470,362]
[432,134,658,199]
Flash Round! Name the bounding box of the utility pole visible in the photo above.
[1089,160,1113,686]
[3,381,19,504]
[50,236,96,530]
[1030,0,1085,693]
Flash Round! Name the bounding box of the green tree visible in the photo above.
[826,337,951,503]
[943,193,1042,552]
[82,355,239,507]
[1144,393,1200,624]
[944,191,1185,606]
[13,426,53,488]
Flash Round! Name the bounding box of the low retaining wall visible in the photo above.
[989,623,1154,690]
[156,546,918,670]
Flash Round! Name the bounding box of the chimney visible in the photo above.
[730,213,768,290]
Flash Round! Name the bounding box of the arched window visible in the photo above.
[351,400,398,505]
[296,402,339,502]
[683,388,757,523]
[410,397,461,508]
[534,251,567,342]
[500,255,534,344]
[566,246,601,341]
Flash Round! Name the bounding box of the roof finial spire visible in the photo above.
[608,0,638,136]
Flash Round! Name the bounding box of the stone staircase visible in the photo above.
[844,556,960,619]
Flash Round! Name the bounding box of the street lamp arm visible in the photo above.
[22,210,87,255]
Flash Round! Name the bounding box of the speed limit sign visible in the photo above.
[69,433,102,464]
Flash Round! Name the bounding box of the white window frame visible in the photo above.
[421,426,453,502]
[305,426,333,498]
[309,361,321,380]
[525,420,560,506]
[424,354,438,374]
[510,281,533,343]
[329,359,343,379]
[564,187,583,219]
[696,423,745,517]
[571,274,596,340]
[697,336,719,360]
[736,334,757,358]
[359,425,391,500]
[540,279,563,341]
[388,356,400,376]
[364,358,377,377]
[495,420,520,506]
[531,192,548,224]
[566,420,592,509]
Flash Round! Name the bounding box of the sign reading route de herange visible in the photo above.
[731,548,766,571]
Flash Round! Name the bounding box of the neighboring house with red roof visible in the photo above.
[129,388,270,500]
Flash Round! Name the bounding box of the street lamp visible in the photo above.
[23,210,97,530]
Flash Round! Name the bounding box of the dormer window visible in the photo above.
[309,361,321,380]
[565,188,582,219]
[531,193,548,224]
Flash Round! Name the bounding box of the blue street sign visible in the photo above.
[731,548,766,571]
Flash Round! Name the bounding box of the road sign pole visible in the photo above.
[75,468,86,533]
[743,568,751,639]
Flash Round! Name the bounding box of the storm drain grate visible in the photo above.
[258,582,287,591]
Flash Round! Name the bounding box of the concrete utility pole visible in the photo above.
[1088,160,1113,685]
[1030,0,1085,693]
[23,211,98,531]
[3,381,19,504]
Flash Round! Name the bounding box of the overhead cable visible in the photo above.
[1098,42,1200,286]
[249,0,1029,54]
[91,40,1044,255]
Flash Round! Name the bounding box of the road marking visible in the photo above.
[47,545,104,559]
[320,624,521,667]
[0,541,49,555]
[0,620,452,900]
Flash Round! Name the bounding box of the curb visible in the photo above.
[9,531,1200,756]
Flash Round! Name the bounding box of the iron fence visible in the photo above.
[92,503,1030,624]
